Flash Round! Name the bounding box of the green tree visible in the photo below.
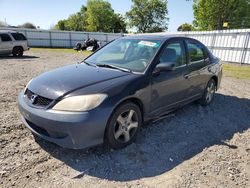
[112,14,127,33]
[55,5,87,31]
[126,0,168,33]
[193,0,250,30]
[177,23,194,31]
[67,6,87,31]
[18,22,36,29]
[56,20,67,30]
[85,0,117,32]
[55,0,126,32]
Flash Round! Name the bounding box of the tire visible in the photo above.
[12,47,23,57]
[105,102,142,149]
[199,79,216,106]
[74,43,81,51]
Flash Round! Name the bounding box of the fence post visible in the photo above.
[210,33,216,53]
[241,32,250,64]
[69,32,72,48]
[24,30,27,38]
[49,31,52,48]
[106,34,108,43]
[24,30,28,46]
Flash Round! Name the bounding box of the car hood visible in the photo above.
[28,63,130,99]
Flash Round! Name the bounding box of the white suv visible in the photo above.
[0,30,29,57]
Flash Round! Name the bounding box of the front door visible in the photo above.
[150,40,190,116]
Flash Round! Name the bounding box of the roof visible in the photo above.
[123,34,171,41]
[122,34,194,41]
[0,30,18,33]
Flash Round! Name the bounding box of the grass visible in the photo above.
[30,47,93,56]
[222,63,250,79]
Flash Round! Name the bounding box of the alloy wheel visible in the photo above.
[114,109,139,143]
[206,81,215,103]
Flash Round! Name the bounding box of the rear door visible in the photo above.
[10,33,28,50]
[150,39,191,115]
[0,34,13,54]
[185,39,210,96]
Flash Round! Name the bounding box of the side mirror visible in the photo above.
[153,62,175,75]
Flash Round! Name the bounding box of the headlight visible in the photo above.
[52,94,107,112]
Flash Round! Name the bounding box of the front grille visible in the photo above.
[25,89,53,107]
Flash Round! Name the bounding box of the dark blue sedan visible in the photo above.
[18,35,222,149]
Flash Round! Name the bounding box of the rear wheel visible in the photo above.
[199,79,216,106]
[105,102,142,149]
[12,47,23,57]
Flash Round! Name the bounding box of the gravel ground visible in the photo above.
[0,51,249,188]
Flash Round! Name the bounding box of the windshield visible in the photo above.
[84,38,162,73]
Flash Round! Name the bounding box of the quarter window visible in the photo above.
[0,34,12,42]
[187,41,206,62]
[11,33,27,41]
[159,42,186,67]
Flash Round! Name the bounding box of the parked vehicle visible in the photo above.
[0,30,29,57]
[73,38,101,52]
[18,35,222,149]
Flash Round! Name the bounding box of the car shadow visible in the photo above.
[0,55,39,59]
[36,93,250,181]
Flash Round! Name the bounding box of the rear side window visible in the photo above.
[11,33,27,41]
[186,40,207,63]
[0,34,12,42]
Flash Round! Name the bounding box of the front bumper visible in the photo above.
[18,92,111,149]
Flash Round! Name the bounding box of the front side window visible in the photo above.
[186,40,206,63]
[0,34,12,42]
[159,41,186,67]
[85,39,162,73]
[11,33,27,41]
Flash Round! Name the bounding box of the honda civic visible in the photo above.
[18,35,222,149]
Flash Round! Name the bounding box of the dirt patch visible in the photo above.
[0,51,249,188]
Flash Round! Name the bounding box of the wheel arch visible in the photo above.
[103,97,144,142]
[13,46,24,51]
[211,75,218,90]
[114,97,144,121]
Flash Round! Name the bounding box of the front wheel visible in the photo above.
[199,79,216,106]
[105,102,142,149]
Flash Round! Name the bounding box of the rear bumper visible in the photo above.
[18,92,111,149]
[23,46,29,51]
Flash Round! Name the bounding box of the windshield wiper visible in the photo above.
[83,61,97,67]
[96,63,132,73]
